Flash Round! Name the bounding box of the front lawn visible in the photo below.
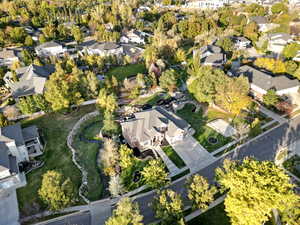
[188,203,230,225]
[72,117,109,201]
[17,105,96,217]
[177,104,233,152]
[162,145,186,169]
[106,63,147,81]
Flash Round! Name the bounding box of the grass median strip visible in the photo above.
[162,145,186,169]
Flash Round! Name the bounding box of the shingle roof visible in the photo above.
[238,65,300,91]
[6,64,54,98]
[121,107,190,144]
[268,33,292,42]
[0,142,10,173]
[36,41,62,49]
[89,42,120,51]
[0,123,24,147]
[22,126,39,141]
[250,16,268,24]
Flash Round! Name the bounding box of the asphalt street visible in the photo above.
[37,115,300,225]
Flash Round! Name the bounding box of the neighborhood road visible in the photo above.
[36,115,300,225]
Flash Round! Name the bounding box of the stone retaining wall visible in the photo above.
[67,111,100,204]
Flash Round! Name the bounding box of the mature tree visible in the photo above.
[0,112,9,127]
[71,26,83,43]
[175,48,186,63]
[245,3,267,16]
[141,159,169,189]
[17,96,38,114]
[97,88,118,113]
[249,118,262,137]
[281,199,300,225]
[24,35,34,46]
[263,89,279,107]
[187,66,226,104]
[119,145,135,170]
[254,58,286,74]
[153,189,184,225]
[215,76,251,115]
[21,49,34,65]
[105,197,143,225]
[216,37,234,52]
[101,138,119,176]
[143,45,159,68]
[187,174,217,210]
[159,69,178,93]
[271,2,288,14]
[282,43,300,59]
[285,60,298,75]
[103,110,119,136]
[243,22,259,42]
[216,158,298,225]
[129,87,140,99]
[8,27,26,43]
[38,170,74,211]
[108,175,124,197]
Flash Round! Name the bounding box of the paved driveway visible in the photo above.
[0,190,20,225]
[170,135,216,173]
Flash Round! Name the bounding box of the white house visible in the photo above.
[120,30,148,45]
[231,36,251,49]
[267,33,294,54]
[0,123,43,225]
[0,48,19,66]
[82,42,124,57]
[184,0,229,10]
[35,41,66,57]
[236,65,300,99]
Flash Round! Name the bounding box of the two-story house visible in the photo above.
[0,48,19,67]
[4,64,55,99]
[0,123,43,225]
[35,41,66,57]
[193,45,227,67]
[121,107,193,151]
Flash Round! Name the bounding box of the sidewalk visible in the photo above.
[259,105,288,124]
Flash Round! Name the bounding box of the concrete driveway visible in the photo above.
[170,135,216,173]
[0,190,20,225]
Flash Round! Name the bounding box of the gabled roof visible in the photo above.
[250,16,268,25]
[121,107,190,143]
[0,123,24,147]
[237,65,300,91]
[0,49,18,60]
[89,42,121,51]
[0,142,10,173]
[199,45,222,54]
[5,64,55,98]
[36,41,62,49]
[268,33,292,42]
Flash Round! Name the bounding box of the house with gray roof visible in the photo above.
[121,107,193,150]
[82,42,124,57]
[0,48,19,66]
[230,36,251,49]
[235,65,300,99]
[4,64,55,98]
[249,16,279,32]
[35,41,66,57]
[267,33,294,54]
[193,45,227,67]
[0,123,43,225]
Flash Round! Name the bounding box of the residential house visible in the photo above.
[249,16,279,32]
[82,42,124,57]
[0,48,19,67]
[184,0,230,10]
[267,33,294,54]
[229,0,281,6]
[35,41,66,57]
[0,123,43,225]
[235,65,300,99]
[4,64,55,98]
[289,0,300,7]
[122,44,144,63]
[230,36,251,49]
[120,30,148,45]
[121,107,193,150]
[293,50,300,62]
[193,45,227,67]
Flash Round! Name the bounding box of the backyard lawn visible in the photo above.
[131,92,170,106]
[177,104,233,152]
[188,203,230,225]
[162,145,186,169]
[17,105,96,217]
[72,117,109,201]
[106,63,147,81]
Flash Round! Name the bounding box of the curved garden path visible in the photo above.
[67,111,100,204]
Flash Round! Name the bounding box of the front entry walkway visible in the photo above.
[170,135,216,173]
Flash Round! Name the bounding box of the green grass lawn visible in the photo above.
[17,105,96,217]
[131,92,170,106]
[106,63,147,81]
[188,203,230,225]
[177,104,233,152]
[162,145,186,169]
[72,117,109,201]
